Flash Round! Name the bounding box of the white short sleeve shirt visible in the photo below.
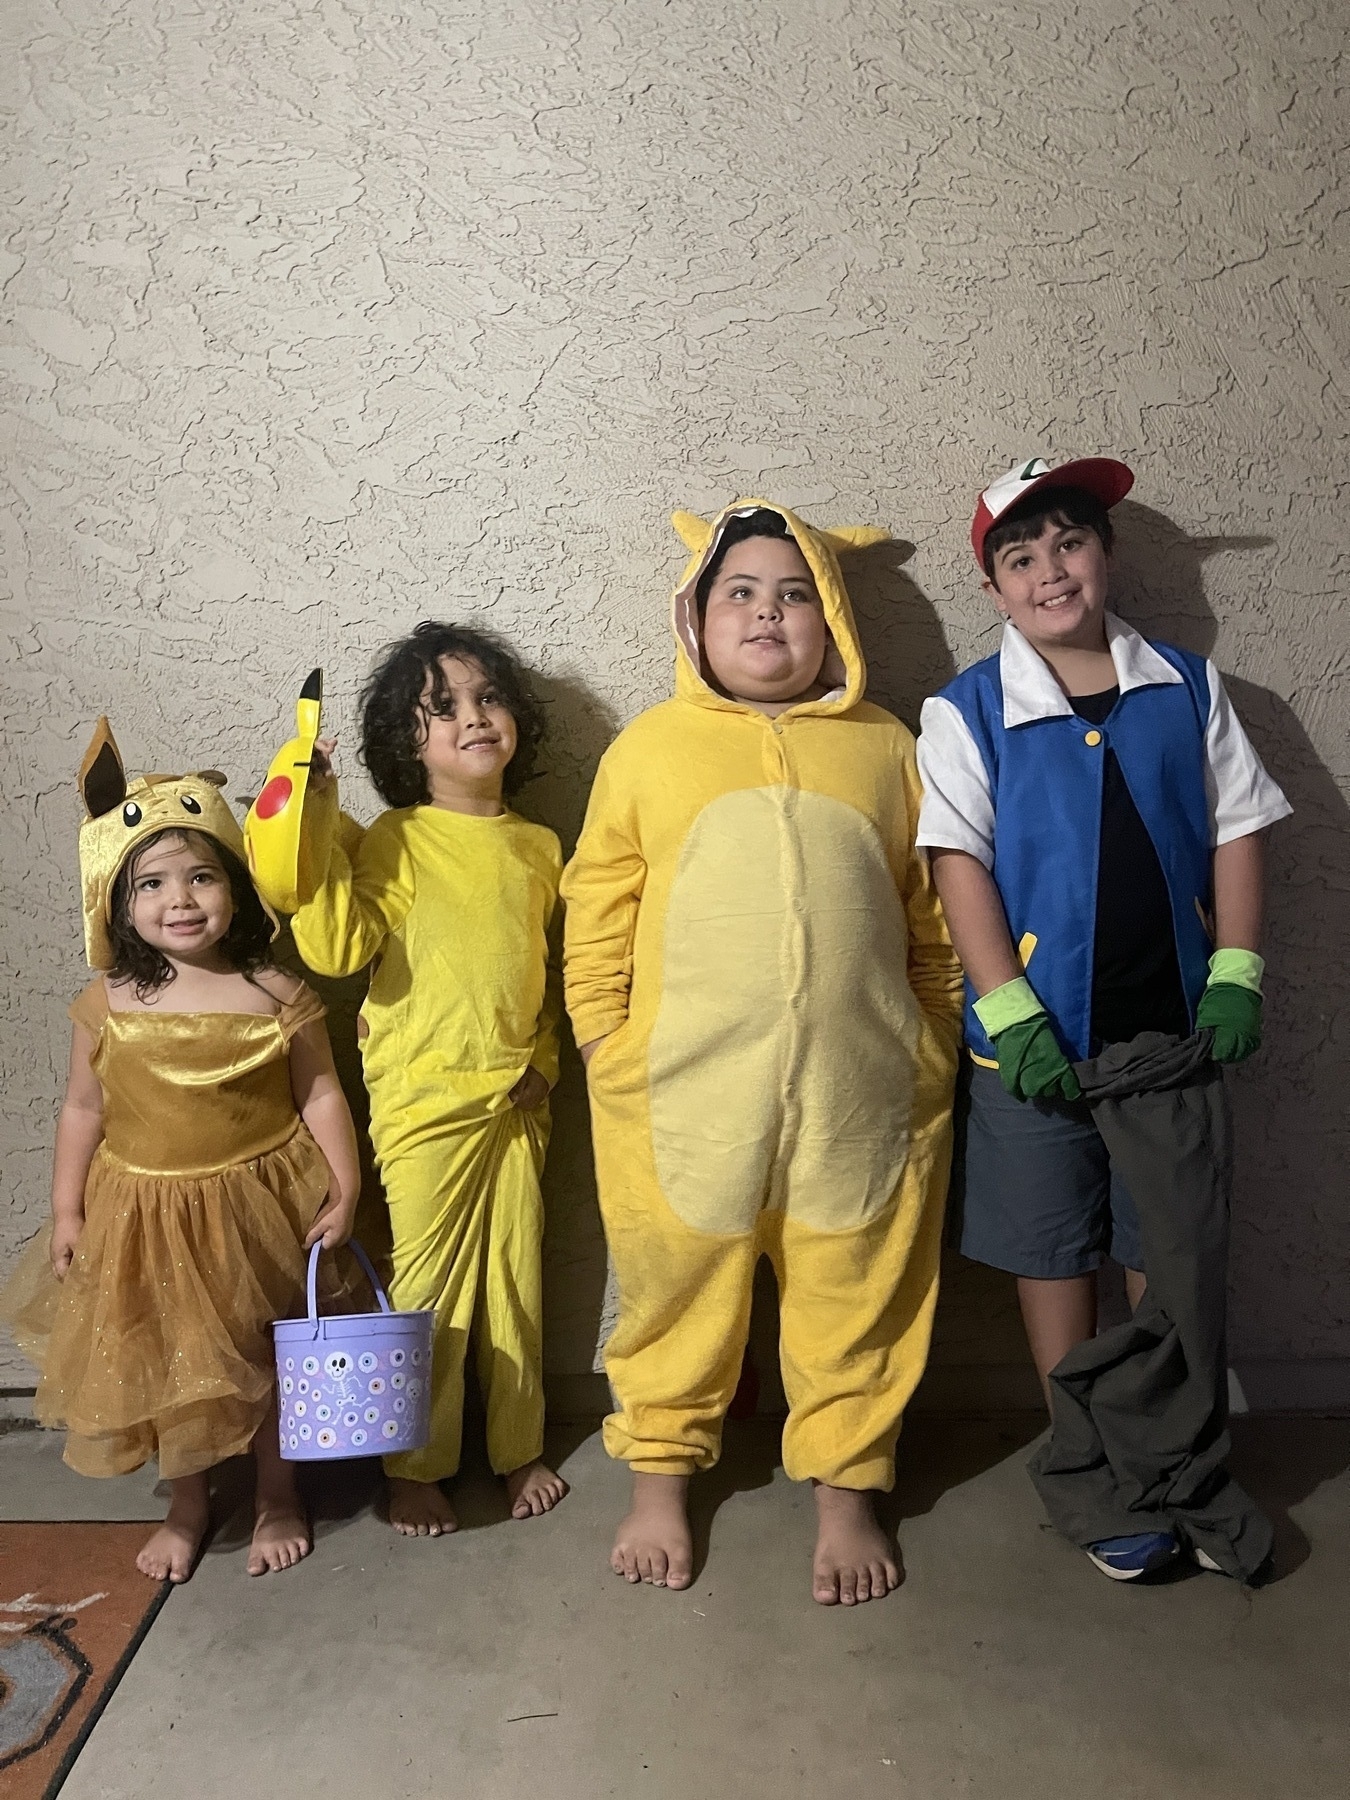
[916,616,1292,869]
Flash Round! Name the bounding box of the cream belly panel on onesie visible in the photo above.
[647,786,919,1236]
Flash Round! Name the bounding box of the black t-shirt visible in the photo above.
[1071,688,1191,1047]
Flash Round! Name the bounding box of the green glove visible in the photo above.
[1197,949,1265,1063]
[974,977,1082,1104]
[1197,985,1262,1061]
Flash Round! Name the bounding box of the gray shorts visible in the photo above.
[949,1059,1145,1279]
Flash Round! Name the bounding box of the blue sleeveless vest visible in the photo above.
[940,640,1214,1061]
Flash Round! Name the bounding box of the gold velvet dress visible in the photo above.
[4,980,336,1480]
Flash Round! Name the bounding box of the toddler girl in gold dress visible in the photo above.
[3,722,361,1583]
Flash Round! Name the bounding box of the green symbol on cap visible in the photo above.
[1020,460,1045,480]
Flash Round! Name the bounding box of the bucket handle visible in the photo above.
[305,1238,393,1335]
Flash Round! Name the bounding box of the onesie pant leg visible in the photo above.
[600,1200,759,1475]
[380,1109,548,1485]
[380,1131,483,1483]
[472,1108,549,1476]
[771,1103,953,1493]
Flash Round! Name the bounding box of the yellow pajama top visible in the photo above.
[291,791,562,1164]
[563,500,964,1239]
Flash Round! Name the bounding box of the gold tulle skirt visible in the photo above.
[5,1123,341,1480]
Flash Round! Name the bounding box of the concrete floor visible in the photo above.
[4,1414,1347,1800]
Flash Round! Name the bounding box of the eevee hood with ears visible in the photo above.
[559,498,964,1492]
[669,499,888,713]
[76,718,277,969]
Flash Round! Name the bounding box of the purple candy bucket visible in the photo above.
[275,1241,433,1461]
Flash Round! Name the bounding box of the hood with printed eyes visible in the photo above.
[669,498,889,715]
[76,717,278,969]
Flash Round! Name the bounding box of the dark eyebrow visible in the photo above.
[719,569,816,586]
[995,536,1037,561]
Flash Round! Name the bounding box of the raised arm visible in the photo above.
[50,1024,104,1277]
[291,752,413,977]
[559,755,646,1065]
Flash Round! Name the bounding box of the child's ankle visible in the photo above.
[630,1470,690,1507]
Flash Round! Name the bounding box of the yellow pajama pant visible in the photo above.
[597,1096,953,1493]
[379,1105,548,1484]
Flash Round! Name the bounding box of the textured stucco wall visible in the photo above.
[3,0,1347,1395]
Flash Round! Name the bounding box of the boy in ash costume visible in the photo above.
[917,455,1290,1580]
[563,501,963,1605]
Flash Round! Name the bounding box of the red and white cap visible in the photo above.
[970,455,1134,566]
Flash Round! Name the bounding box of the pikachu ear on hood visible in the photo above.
[78,717,127,819]
[671,510,714,553]
[818,525,891,556]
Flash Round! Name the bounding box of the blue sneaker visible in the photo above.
[1085,1532,1179,1580]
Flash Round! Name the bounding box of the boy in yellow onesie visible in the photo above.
[290,623,568,1537]
[563,504,963,1605]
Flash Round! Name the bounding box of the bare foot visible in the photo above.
[811,1484,902,1606]
[611,1472,693,1589]
[248,1403,312,1574]
[505,1459,570,1519]
[248,1503,312,1576]
[136,1474,209,1584]
[387,1476,458,1537]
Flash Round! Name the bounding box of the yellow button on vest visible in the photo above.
[1084,730,1103,747]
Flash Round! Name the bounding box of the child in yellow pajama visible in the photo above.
[563,503,963,1605]
[291,623,568,1537]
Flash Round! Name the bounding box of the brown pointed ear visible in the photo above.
[79,718,126,818]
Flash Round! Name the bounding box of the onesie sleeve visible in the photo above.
[291,786,416,977]
[529,902,564,1089]
[899,735,966,1058]
[1203,663,1293,845]
[560,752,646,1049]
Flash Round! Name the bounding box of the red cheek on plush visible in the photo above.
[255,775,293,820]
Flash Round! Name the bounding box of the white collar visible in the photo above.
[999,613,1182,728]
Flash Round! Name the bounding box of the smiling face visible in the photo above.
[698,534,830,713]
[125,832,235,964]
[984,515,1112,652]
[414,655,519,812]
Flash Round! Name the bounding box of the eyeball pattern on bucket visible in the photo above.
[274,1241,434,1462]
[277,1338,431,1460]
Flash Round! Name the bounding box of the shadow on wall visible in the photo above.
[847,538,958,731]
[1112,501,1350,1360]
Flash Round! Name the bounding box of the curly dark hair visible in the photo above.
[694,507,794,613]
[108,828,276,1000]
[359,621,546,808]
[982,484,1115,579]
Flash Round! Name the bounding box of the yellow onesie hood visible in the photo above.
[669,499,887,715]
